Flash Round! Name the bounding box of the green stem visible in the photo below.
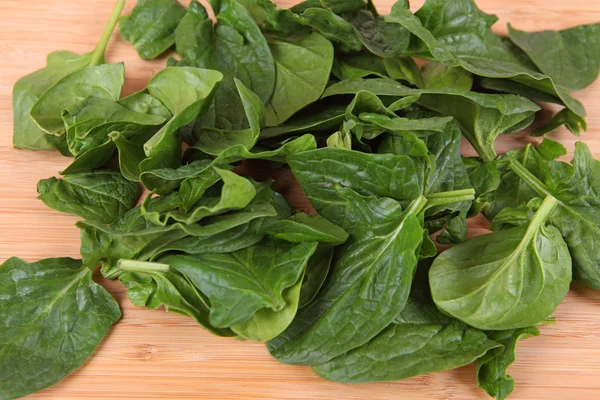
[508,160,552,198]
[90,0,126,66]
[425,188,476,209]
[118,259,171,273]
[407,195,428,216]
[508,195,558,261]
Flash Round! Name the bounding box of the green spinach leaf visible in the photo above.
[0,258,120,399]
[37,170,140,224]
[12,0,125,153]
[508,23,600,91]
[119,0,187,60]
[312,298,501,383]
[265,33,334,126]
[430,195,572,330]
[267,189,427,365]
[323,78,539,161]
[386,0,586,118]
[139,67,224,173]
[161,238,318,328]
[476,326,540,400]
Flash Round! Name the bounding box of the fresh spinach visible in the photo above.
[0,258,121,399]
[323,78,539,161]
[430,195,572,330]
[12,0,125,153]
[265,33,334,126]
[476,326,540,400]
[120,0,187,59]
[37,170,140,224]
[312,298,501,383]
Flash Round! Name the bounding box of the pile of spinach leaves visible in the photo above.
[5,0,600,398]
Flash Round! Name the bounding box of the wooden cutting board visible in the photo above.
[1,1,600,399]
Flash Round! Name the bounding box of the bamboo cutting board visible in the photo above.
[1,1,600,399]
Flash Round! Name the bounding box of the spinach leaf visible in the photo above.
[476,326,540,400]
[289,148,425,225]
[141,168,257,225]
[265,33,334,126]
[301,8,363,53]
[386,0,586,119]
[383,56,424,88]
[0,258,120,399]
[464,157,501,216]
[192,78,265,155]
[62,96,167,157]
[267,189,427,365]
[347,9,410,58]
[161,238,318,328]
[430,195,572,330]
[264,213,349,245]
[380,118,473,243]
[119,0,187,60]
[259,103,346,140]
[494,142,600,290]
[332,52,388,80]
[532,108,587,137]
[311,298,501,383]
[231,277,304,342]
[139,67,224,173]
[61,91,171,176]
[119,263,233,336]
[37,170,140,224]
[78,182,286,279]
[422,62,473,90]
[508,23,600,91]
[298,245,334,308]
[12,0,125,153]
[321,0,367,14]
[323,78,539,161]
[174,0,275,131]
[30,63,125,136]
[141,134,316,194]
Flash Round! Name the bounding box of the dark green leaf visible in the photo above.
[0,258,120,399]
[386,0,586,118]
[162,238,318,328]
[139,67,224,173]
[476,327,540,400]
[347,9,410,58]
[323,78,539,162]
[508,23,600,91]
[267,189,426,364]
[119,0,187,59]
[430,196,572,330]
[264,213,349,245]
[265,33,334,126]
[192,78,265,155]
[119,267,233,336]
[30,63,125,136]
[298,245,333,308]
[37,170,140,224]
[141,134,316,194]
[312,298,501,383]
[533,108,587,137]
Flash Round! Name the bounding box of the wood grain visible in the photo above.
[1,1,599,399]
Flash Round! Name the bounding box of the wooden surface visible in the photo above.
[1,0,600,399]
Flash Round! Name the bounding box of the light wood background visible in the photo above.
[1,1,600,399]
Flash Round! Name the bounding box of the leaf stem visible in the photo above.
[508,160,552,198]
[90,0,126,66]
[118,259,171,273]
[509,195,559,260]
[425,188,475,209]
